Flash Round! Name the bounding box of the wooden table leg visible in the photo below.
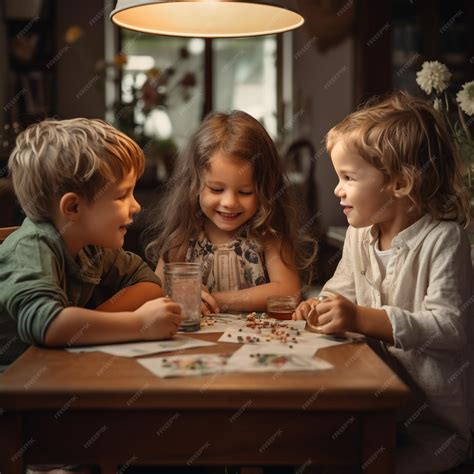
[0,413,25,474]
[361,411,396,474]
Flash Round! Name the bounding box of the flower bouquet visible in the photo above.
[416,61,473,204]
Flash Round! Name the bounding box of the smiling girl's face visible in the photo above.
[199,151,258,244]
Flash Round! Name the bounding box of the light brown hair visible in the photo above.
[9,118,144,221]
[326,91,470,227]
[326,92,470,226]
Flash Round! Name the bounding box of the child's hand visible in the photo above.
[293,298,318,321]
[135,297,183,340]
[201,288,220,315]
[313,294,357,334]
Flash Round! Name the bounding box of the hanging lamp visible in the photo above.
[110,0,304,38]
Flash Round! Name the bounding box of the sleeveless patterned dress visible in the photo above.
[185,235,269,292]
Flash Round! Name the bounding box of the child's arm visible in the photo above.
[44,297,183,346]
[292,225,393,341]
[297,225,471,350]
[97,248,164,311]
[212,238,300,312]
[310,294,394,343]
[377,226,471,352]
[96,282,163,312]
[294,226,356,320]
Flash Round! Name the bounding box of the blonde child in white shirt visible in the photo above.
[295,92,472,473]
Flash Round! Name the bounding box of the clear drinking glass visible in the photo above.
[266,295,298,320]
[164,262,202,332]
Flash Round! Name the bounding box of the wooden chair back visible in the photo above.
[0,226,19,243]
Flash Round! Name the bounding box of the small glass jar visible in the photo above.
[164,262,202,332]
[266,295,299,320]
[304,295,333,331]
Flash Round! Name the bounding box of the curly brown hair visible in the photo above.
[145,110,317,285]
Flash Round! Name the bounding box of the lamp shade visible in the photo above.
[110,0,304,38]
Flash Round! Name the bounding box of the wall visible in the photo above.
[291,22,353,231]
[0,8,7,133]
[54,0,106,119]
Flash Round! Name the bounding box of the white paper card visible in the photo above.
[226,344,334,373]
[138,353,231,378]
[66,335,215,358]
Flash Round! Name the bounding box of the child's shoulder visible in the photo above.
[349,216,468,244]
[0,219,69,284]
[411,216,467,243]
[0,218,63,255]
[399,216,470,256]
[244,233,269,253]
[433,218,467,233]
[425,218,470,250]
[89,246,155,283]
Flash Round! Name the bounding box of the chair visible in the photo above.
[0,178,18,227]
[284,138,318,221]
[0,226,19,243]
[283,138,340,286]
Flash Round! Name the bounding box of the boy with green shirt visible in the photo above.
[0,118,183,369]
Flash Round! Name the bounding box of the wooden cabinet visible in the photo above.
[354,0,473,105]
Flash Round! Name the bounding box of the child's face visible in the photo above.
[199,151,258,242]
[331,140,396,228]
[78,170,141,249]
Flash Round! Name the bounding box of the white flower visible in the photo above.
[416,61,451,94]
[456,81,474,117]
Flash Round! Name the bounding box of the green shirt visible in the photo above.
[0,218,161,365]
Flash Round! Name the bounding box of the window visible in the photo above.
[116,32,278,149]
[119,33,205,150]
[213,36,277,137]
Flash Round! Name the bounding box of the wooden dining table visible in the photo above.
[0,331,409,474]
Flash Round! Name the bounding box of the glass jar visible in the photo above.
[164,262,202,332]
[266,295,298,320]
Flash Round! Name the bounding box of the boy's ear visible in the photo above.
[391,175,412,198]
[58,193,82,221]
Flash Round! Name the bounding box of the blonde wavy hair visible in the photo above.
[9,118,144,222]
[145,110,317,283]
[326,91,470,227]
